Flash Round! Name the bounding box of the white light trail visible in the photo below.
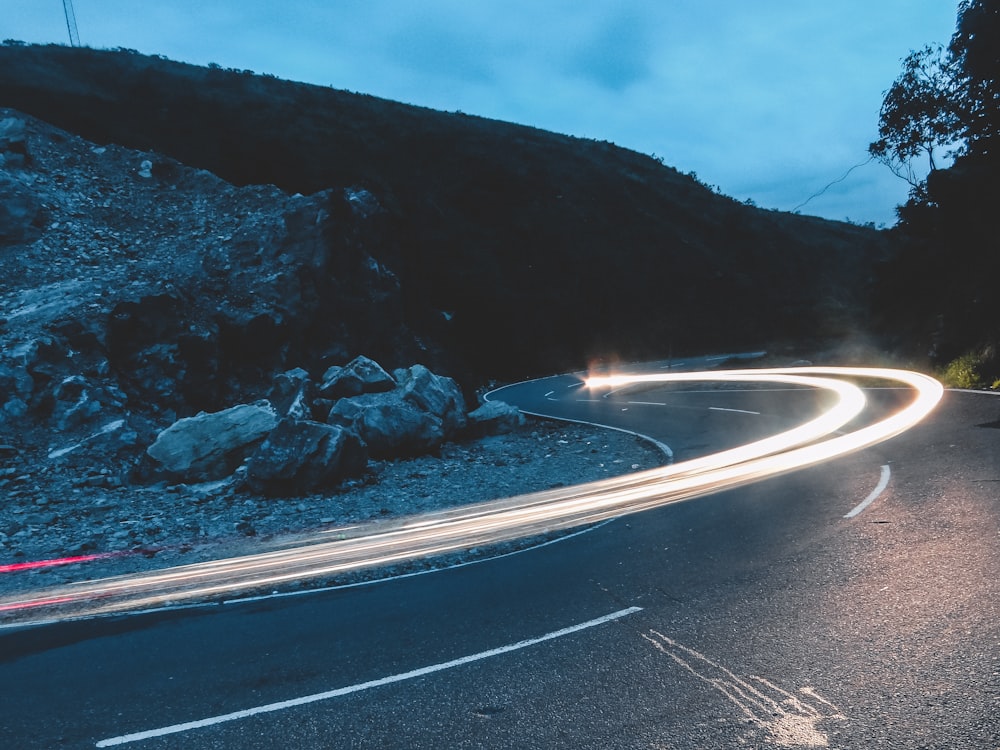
[0,367,942,627]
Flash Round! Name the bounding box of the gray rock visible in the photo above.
[0,172,41,245]
[0,117,27,155]
[465,400,525,437]
[246,418,367,496]
[318,355,396,399]
[49,375,127,431]
[146,403,278,481]
[268,367,314,420]
[328,391,446,458]
[397,364,467,435]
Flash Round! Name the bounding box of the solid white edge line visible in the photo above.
[844,464,891,518]
[708,406,761,415]
[94,606,643,747]
[223,520,614,606]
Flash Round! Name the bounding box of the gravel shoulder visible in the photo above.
[0,418,668,599]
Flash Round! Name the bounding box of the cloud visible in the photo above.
[564,8,653,92]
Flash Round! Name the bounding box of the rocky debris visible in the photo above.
[465,400,526,437]
[146,403,278,482]
[138,355,511,492]
[323,359,468,459]
[0,420,668,598]
[0,108,446,501]
[246,418,367,497]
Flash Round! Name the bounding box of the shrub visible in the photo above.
[940,344,1000,388]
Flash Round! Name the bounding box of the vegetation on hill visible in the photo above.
[0,42,888,386]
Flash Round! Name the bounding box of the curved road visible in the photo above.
[1,360,998,749]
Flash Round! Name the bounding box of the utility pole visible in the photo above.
[63,0,80,47]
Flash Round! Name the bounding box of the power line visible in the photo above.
[63,0,80,47]
[792,155,874,213]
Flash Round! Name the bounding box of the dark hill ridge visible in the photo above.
[0,43,888,383]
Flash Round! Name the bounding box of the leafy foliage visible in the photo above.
[940,345,1000,389]
[870,1,999,191]
[869,44,964,187]
[949,0,1000,152]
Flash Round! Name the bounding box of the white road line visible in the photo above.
[225,520,614,606]
[844,464,891,518]
[627,400,667,406]
[709,406,761,415]
[94,606,643,747]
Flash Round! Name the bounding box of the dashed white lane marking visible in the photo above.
[708,406,761,415]
[95,606,643,747]
[844,464,891,518]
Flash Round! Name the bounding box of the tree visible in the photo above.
[870,0,1000,188]
[868,44,965,190]
[949,0,1000,154]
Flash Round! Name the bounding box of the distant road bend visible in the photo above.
[0,366,943,627]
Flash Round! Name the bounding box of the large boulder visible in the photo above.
[246,418,367,496]
[328,391,445,458]
[318,355,396,399]
[145,402,277,481]
[395,364,467,436]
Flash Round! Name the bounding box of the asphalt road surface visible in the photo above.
[1,361,998,749]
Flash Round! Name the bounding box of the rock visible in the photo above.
[328,391,446,458]
[0,117,27,155]
[465,400,525,437]
[267,368,314,420]
[146,403,278,481]
[397,364,467,436]
[48,375,127,431]
[318,355,396,399]
[0,117,27,168]
[246,418,367,496]
[0,172,41,245]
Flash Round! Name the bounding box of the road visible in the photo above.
[1,361,998,748]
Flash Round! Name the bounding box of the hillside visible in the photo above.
[0,43,890,388]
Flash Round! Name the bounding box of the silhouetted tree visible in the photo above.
[870,1,999,192]
[869,44,964,190]
[949,0,1000,154]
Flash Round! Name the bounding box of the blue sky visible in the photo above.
[8,1,961,226]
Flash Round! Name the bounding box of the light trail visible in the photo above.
[0,367,942,627]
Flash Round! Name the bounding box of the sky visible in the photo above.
[7,1,962,226]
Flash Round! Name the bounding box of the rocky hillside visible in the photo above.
[0,43,890,386]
